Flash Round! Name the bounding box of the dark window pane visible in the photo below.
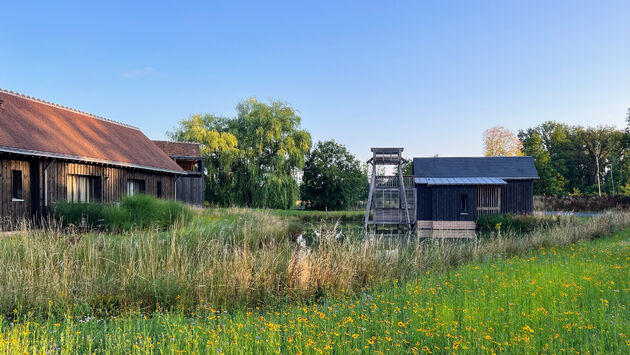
[12,170,23,200]
[157,181,163,198]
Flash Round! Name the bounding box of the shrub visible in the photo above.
[52,195,193,231]
[51,201,108,228]
[476,213,562,234]
[534,195,630,211]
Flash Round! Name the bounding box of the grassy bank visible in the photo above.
[270,209,364,223]
[1,224,628,353]
[0,209,629,317]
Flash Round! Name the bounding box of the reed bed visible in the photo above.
[0,209,628,317]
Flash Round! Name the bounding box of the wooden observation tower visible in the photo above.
[364,148,416,233]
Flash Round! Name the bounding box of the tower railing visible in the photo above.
[364,148,415,234]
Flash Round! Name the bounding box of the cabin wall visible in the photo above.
[416,184,432,220]
[176,174,204,205]
[500,180,534,214]
[430,185,477,221]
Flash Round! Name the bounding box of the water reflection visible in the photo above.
[417,229,476,239]
[302,221,477,241]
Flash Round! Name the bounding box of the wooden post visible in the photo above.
[398,163,410,229]
[364,159,376,234]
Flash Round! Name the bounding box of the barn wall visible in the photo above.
[44,160,177,206]
[0,158,32,220]
[431,185,477,221]
[500,180,534,214]
[176,174,204,205]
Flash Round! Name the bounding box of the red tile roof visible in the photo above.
[0,89,184,174]
[152,140,202,157]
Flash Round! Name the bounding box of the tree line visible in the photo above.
[170,97,629,210]
[484,122,629,196]
[168,98,368,210]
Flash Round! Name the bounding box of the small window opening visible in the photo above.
[460,194,468,213]
[12,170,23,201]
[127,179,146,196]
[156,181,163,198]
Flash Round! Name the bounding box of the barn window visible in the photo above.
[156,181,163,198]
[127,179,146,196]
[67,175,101,203]
[12,170,23,201]
[460,194,468,213]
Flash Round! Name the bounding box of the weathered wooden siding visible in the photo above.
[176,174,204,205]
[431,185,477,221]
[1,154,179,221]
[0,158,32,220]
[500,180,534,214]
[44,160,176,207]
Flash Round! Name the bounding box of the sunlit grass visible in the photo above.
[1,226,628,353]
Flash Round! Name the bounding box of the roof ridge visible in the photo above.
[153,140,199,145]
[415,156,531,159]
[0,88,140,130]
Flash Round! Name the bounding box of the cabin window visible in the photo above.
[375,189,399,208]
[127,179,146,196]
[156,181,163,198]
[12,170,23,201]
[460,194,468,213]
[67,175,101,203]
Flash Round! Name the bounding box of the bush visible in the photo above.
[476,213,562,234]
[51,202,108,228]
[53,195,193,231]
[534,195,630,211]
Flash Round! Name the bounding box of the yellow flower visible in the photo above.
[352,334,359,339]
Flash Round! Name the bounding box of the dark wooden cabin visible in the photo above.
[0,89,185,223]
[413,157,539,229]
[153,141,204,206]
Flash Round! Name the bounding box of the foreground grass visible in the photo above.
[0,210,629,317]
[1,227,628,353]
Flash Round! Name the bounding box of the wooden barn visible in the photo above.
[0,89,185,222]
[153,141,205,205]
[413,157,539,230]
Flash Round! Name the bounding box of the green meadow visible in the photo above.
[0,208,627,353]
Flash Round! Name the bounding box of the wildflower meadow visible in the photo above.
[0,215,627,353]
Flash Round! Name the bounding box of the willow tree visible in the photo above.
[168,98,311,208]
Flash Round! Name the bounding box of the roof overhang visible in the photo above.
[0,146,185,175]
[414,177,508,186]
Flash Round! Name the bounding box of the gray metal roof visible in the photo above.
[413,156,539,180]
[414,177,507,186]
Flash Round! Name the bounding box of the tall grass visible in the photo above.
[0,210,628,316]
[476,213,563,233]
[52,194,192,231]
[1,224,628,353]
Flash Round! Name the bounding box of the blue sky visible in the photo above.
[1,1,629,160]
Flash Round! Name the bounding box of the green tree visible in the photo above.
[301,140,368,210]
[519,129,567,195]
[576,126,619,196]
[169,98,311,208]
